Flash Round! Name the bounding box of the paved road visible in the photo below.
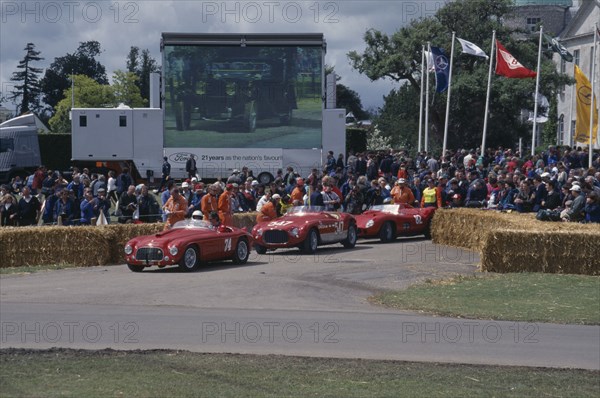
[1,239,599,370]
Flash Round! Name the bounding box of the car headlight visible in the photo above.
[366,220,375,228]
[124,245,133,255]
[169,246,178,256]
[256,228,263,237]
[290,227,299,238]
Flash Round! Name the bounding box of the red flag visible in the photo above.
[495,40,536,78]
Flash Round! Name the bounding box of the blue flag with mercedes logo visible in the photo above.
[430,46,449,93]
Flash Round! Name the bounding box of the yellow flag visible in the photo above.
[574,65,598,144]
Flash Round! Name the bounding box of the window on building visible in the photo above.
[119,115,127,127]
[559,115,565,145]
[573,49,580,66]
[526,17,541,32]
[79,115,87,127]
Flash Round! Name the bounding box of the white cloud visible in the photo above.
[0,0,438,112]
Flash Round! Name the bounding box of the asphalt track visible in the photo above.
[1,238,599,370]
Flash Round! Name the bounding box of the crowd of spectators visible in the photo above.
[1,145,599,228]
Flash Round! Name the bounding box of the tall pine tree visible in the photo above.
[9,43,44,115]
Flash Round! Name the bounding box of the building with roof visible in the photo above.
[505,0,576,37]
[554,0,599,147]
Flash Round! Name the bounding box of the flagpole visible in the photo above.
[418,45,425,153]
[568,83,575,146]
[589,22,598,167]
[531,26,543,156]
[425,42,431,153]
[481,30,496,153]
[442,32,455,159]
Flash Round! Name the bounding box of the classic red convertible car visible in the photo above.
[252,206,357,254]
[355,204,435,242]
[124,219,252,272]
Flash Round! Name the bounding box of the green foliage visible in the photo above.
[9,43,44,114]
[366,126,392,151]
[40,41,108,115]
[112,70,146,107]
[48,75,115,133]
[349,0,571,153]
[125,46,160,104]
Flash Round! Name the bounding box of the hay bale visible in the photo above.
[0,226,114,267]
[482,229,600,275]
[233,212,258,230]
[105,223,165,264]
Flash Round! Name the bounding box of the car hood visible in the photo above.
[128,228,216,246]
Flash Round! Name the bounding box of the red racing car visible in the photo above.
[355,204,435,242]
[252,206,358,254]
[124,219,253,272]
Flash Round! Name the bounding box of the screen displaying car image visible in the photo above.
[163,45,323,149]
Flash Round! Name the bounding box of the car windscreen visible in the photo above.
[286,206,326,215]
[368,204,400,214]
[172,220,213,230]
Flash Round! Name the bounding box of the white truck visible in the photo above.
[71,33,346,184]
[0,113,43,183]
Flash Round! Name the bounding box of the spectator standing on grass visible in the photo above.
[93,188,111,224]
[53,189,75,225]
[17,187,40,226]
[137,185,161,223]
[256,194,280,223]
[185,155,198,180]
[159,156,171,191]
[391,178,415,205]
[421,179,441,208]
[32,165,45,195]
[118,185,137,224]
[0,194,18,226]
[218,184,234,226]
[107,170,118,202]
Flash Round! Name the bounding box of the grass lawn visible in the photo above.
[0,263,84,275]
[373,273,600,325]
[1,349,598,398]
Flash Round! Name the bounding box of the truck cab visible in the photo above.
[0,114,43,183]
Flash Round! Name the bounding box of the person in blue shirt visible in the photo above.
[79,189,96,225]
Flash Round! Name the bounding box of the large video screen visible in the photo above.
[163,44,323,149]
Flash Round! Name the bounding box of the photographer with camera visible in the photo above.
[118,185,137,224]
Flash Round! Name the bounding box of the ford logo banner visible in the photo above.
[169,153,197,163]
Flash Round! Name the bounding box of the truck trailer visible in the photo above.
[71,33,346,183]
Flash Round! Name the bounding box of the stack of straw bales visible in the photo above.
[431,208,600,275]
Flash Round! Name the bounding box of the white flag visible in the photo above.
[457,38,489,59]
[424,50,436,72]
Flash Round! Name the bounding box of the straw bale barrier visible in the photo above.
[481,229,600,275]
[431,208,600,275]
[0,213,260,268]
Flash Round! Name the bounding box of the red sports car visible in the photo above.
[124,220,253,272]
[252,206,358,254]
[355,204,435,242]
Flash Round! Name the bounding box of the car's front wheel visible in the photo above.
[302,229,319,253]
[179,246,201,272]
[233,238,250,264]
[379,221,395,243]
[342,224,357,248]
[127,264,144,272]
[255,244,267,255]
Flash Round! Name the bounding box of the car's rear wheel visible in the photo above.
[127,264,144,272]
[379,221,395,243]
[233,238,250,264]
[302,229,319,253]
[255,244,267,255]
[342,224,357,248]
[179,246,201,272]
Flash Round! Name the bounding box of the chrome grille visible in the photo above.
[135,247,164,261]
[263,230,289,244]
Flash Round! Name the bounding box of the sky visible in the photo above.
[0,0,450,114]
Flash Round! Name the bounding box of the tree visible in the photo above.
[348,0,570,153]
[48,75,114,133]
[366,126,392,151]
[125,46,160,104]
[337,84,369,121]
[9,43,44,114]
[40,41,108,114]
[112,70,146,107]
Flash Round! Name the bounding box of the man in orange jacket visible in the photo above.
[163,187,188,230]
[201,184,219,220]
[218,184,234,226]
[391,178,415,205]
[256,194,280,223]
